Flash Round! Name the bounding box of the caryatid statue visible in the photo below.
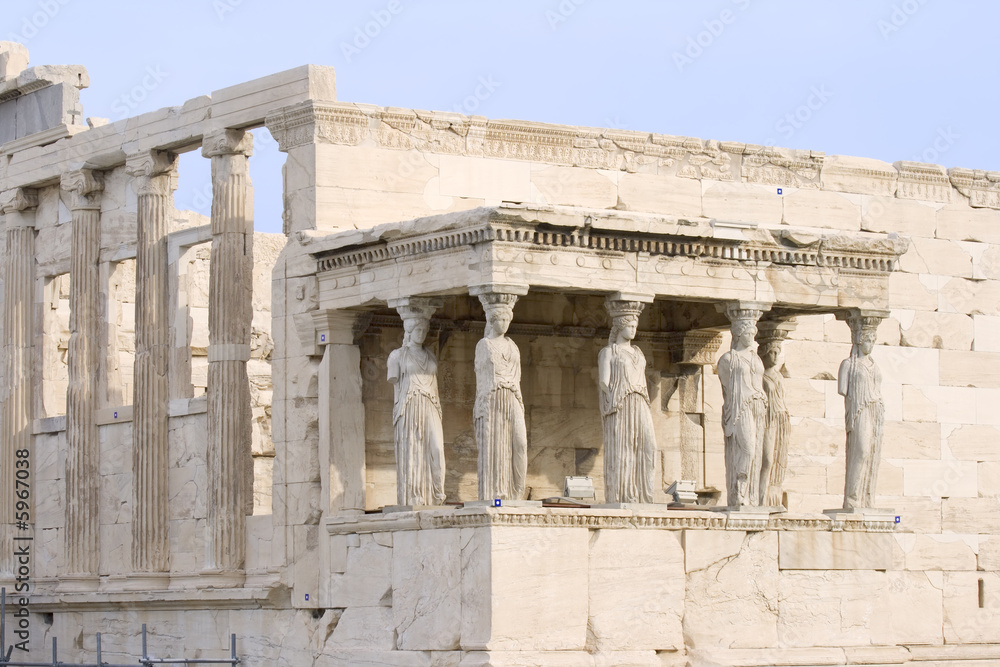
[599,295,656,504]
[837,310,887,510]
[717,302,770,509]
[471,285,529,501]
[387,297,446,507]
[756,320,795,508]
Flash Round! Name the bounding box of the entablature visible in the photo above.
[311,204,909,314]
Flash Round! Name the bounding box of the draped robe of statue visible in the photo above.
[719,347,767,508]
[760,365,790,507]
[838,352,884,509]
[474,336,527,500]
[599,343,656,504]
[387,344,446,506]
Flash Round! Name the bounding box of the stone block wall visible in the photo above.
[2,54,999,664]
[266,102,1000,662]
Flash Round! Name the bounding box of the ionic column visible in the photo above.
[62,169,104,583]
[203,130,254,573]
[126,151,177,577]
[0,188,38,577]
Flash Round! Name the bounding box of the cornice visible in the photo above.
[312,208,908,276]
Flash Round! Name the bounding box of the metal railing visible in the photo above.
[1,589,240,666]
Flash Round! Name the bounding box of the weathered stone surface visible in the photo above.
[703,181,781,224]
[820,155,897,196]
[943,571,1000,644]
[980,536,1000,570]
[896,533,978,571]
[903,459,978,498]
[937,203,1000,244]
[533,164,618,209]
[778,570,889,647]
[392,528,462,651]
[939,349,1000,388]
[946,425,1000,461]
[329,533,392,607]
[778,531,891,570]
[942,498,1000,534]
[588,529,684,651]
[683,531,779,649]
[862,196,937,238]
[974,315,1000,355]
[9,42,1000,667]
[897,310,974,350]
[617,172,702,218]
[781,189,861,231]
[484,526,588,651]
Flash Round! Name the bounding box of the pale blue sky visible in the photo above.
[6,0,997,233]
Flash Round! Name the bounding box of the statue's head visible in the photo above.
[758,339,782,368]
[848,315,880,357]
[397,302,436,345]
[479,293,518,337]
[605,299,644,344]
[732,319,758,349]
[857,331,876,356]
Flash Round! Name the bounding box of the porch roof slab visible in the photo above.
[311,203,908,313]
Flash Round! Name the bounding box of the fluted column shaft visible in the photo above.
[0,189,38,576]
[203,130,254,572]
[127,152,177,575]
[62,169,104,578]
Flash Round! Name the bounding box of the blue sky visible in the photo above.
[6,0,997,233]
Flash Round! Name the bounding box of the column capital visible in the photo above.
[836,308,890,322]
[201,129,253,158]
[607,290,654,304]
[0,187,38,215]
[755,318,797,345]
[61,169,104,210]
[837,309,889,344]
[388,296,443,320]
[125,150,178,197]
[670,330,724,366]
[470,283,528,315]
[300,309,373,351]
[717,300,772,324]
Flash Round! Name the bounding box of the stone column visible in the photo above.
[672,331,723,488]
[0,188,38,577]
[834,309,889,512]
[316,311,368,515]
[62,169,104,584]
[716,301,770,510]
[755,319,795,509]
[202,129,254,573]
[126,150,177,579]
[469,284,529,502]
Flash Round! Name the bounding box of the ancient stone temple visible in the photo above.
[1,42,999,667]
